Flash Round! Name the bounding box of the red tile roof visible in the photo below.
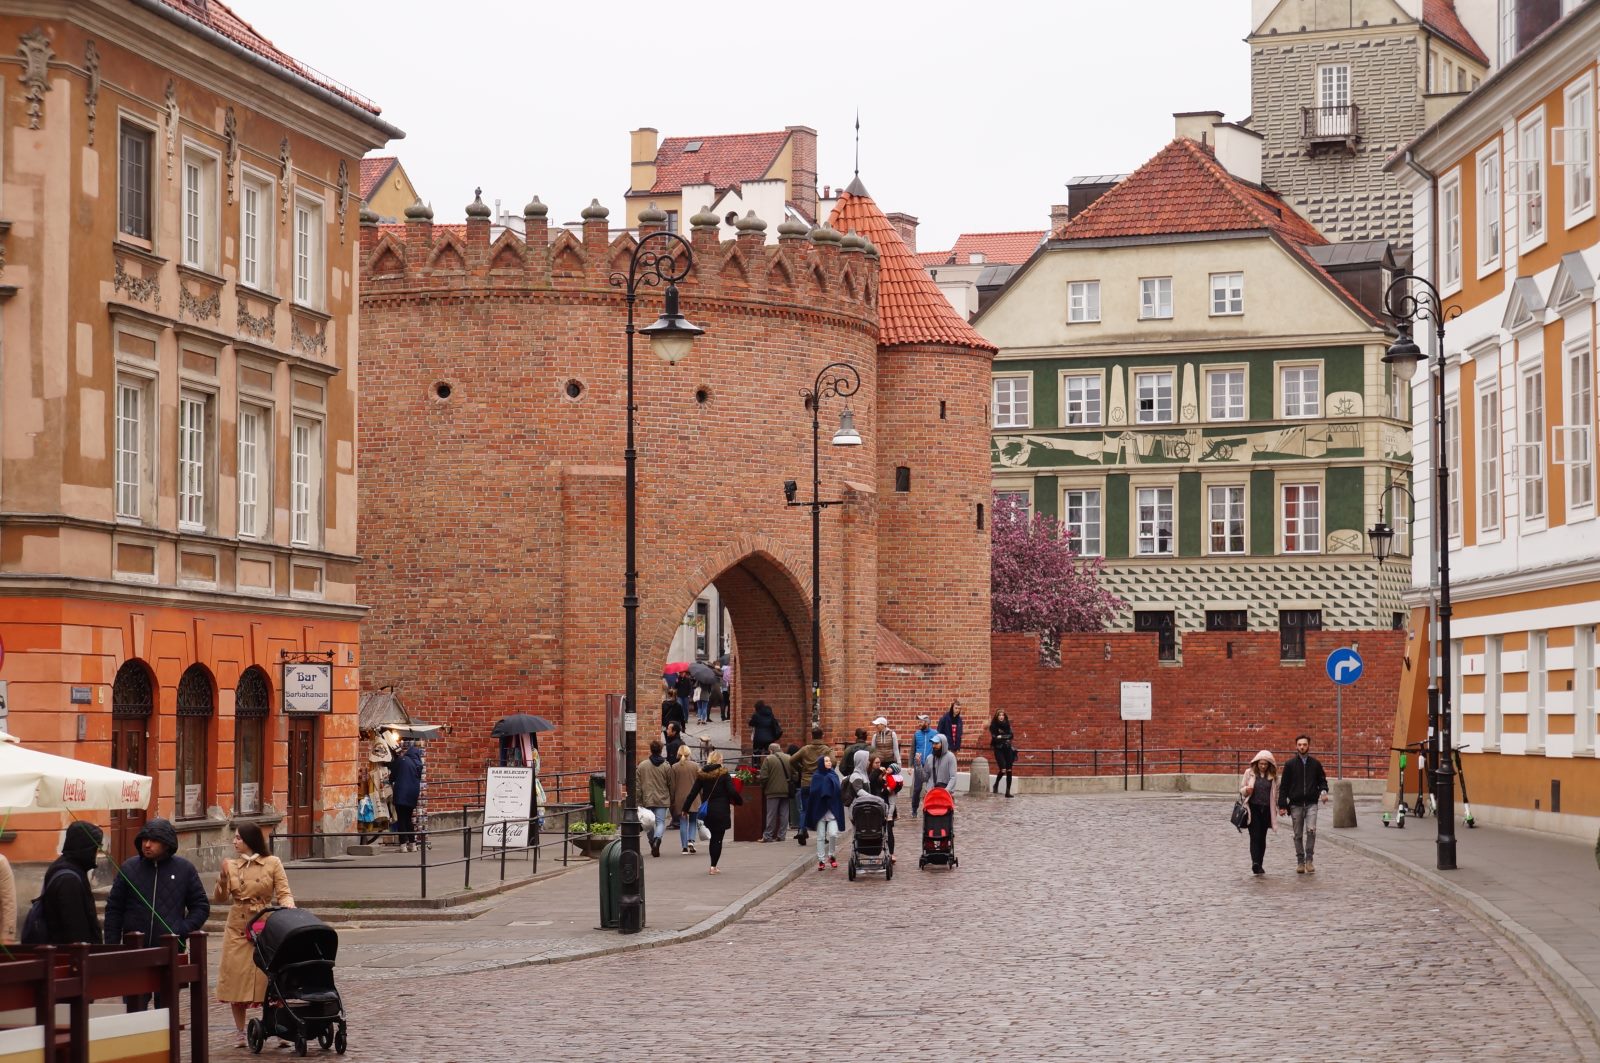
[645,131,791,196]
[1051,137,1382,327]
[1423,0,1490,65]
[876,624,941,666]
[359,157,397,201]
[828,188,998,352]
[153,0,382,115]
[918,231,1045,268]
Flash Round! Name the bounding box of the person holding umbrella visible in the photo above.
[688,660,720,726]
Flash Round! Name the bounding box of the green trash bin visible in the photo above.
[598,838,622,929]
[588,774,607,821]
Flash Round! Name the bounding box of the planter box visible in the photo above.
[732,781,764,842]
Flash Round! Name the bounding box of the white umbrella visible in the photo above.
[0,732,152,812]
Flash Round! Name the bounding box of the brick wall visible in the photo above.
[990,628,1404,776]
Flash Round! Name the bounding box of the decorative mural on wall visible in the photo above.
[993,416,1378,469]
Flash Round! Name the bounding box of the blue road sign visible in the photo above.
[1326,647,1364,686]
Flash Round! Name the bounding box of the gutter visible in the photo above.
[127,0,405,142]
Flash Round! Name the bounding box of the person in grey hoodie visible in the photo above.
[928,733,958,796]
[104,818,210,1012]
[841,749,873,807]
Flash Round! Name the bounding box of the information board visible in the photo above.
[1119,681,1153,722]
[482,766,534,849]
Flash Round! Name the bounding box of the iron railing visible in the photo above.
[1302,103,1360,140]
[1008,746,1385,779]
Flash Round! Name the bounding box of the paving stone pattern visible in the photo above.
[205,794,1599,1061]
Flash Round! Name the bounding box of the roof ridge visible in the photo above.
[661,129,790,143]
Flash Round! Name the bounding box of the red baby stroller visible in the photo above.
[918,786,957,870]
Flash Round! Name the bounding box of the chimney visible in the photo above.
[1210,121,1263,185]
[1173,110,1225,144]
[1050,203,1070,233]
[885,211,919,253]
[785,125,818,222]
[630,127,659,194]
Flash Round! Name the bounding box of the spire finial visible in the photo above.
[854,109,860,179]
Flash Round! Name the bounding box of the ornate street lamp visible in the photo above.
[1379,272,1460,871]
[788,362,862,728]
[608,230,703,934]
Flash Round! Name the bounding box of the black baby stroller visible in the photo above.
[246,906,347,1056]
[847,800,893,881]
[918,786,957,870]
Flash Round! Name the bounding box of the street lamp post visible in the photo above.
[787,363,862,728]
[609,230,703,934]
[1370,271,1459,872]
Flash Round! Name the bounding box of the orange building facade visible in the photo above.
[1390,1,1600,837]
[0,1,397,866]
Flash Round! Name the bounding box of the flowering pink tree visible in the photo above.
[991,495,1124,644]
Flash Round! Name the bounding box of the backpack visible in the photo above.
[20,867,73,945]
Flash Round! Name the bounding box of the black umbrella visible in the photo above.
[688,661,720,686]
[491,714,556,737]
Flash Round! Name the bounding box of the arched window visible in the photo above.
[235,667,271,815]
[176,665,214,820]
[112,660,153,717]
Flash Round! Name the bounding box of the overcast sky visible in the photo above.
[243,1,1252,251]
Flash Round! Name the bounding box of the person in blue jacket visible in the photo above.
[387,735,424,852]
[805,755,845,870]
[104,818,210,1012]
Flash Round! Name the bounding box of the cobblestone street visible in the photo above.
[209,794,1599,1061]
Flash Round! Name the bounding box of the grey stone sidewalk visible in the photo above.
[1324,798,1600,1039]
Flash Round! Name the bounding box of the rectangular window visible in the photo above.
[1522,363,1546,522]
[1445,400,1462,536]
[1063,488,1102,556]
[1388,363,1409,420]
[294,199,324,307]
[238,405,270,539]
[1564,78,1594,222]
[1314,64,1352,136]
[292,418,321,546]
[1499,0,1516,65]
[992,489,1030,520]
[1062,373,1102,426]
[240,175,274,291]
[1207,368,1245,421]
[1278,609,1323,661]
[1518,113,1545,244]
[183,159,203,267]
[1136,486,1174,555]
[118,122,153,241]
[1135,371,1174,424]
[1134,610,1177,662]
[176,714,208,820]
[1205,609,1248,632]
[1576,626,1596,755]
[1528,630,1548,751]
[1568,342,1595,510]
[1282,483,1322,553]
[1480,383,1502,532]
[1067,281,1100,323]
[1281,365,1321,418]
[1210,272,1244,315]
[1441,173,1462,290]
[1208,484,1246,554]
[236,710,265,815]
[1139,277,1172,320]
[992,376,1031,429]
[1479,146,1502,270]
[115,380,143,519]
[178,393,207,531]
[664,210,679,233]
[1485,635,1503,749]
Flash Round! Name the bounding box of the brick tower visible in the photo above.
[829,178,998,723]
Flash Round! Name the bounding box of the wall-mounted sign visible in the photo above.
[239,782,260,816]
[70,686,92,704]
[183,784,202,819]
[282,662,332,713]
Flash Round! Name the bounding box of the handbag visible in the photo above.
[697,800,709,819]
[1230,798,1250,831]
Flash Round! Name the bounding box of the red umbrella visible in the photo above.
[663,661,693,675]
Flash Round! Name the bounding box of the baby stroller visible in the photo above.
[847,800,893,881]
[246,906,347,1056]
[918,786,957,870]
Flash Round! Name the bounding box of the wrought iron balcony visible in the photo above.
[1302,104,1360,149]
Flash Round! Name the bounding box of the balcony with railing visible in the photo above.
[1302,103,1360,152]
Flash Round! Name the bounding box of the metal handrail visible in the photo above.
[1302,103,1360,139]
[1006,746,1385,779]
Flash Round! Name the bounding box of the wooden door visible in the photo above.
[287,716,317,860]
[109,715,148,864]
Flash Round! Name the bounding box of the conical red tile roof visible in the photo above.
[829,188,996,353]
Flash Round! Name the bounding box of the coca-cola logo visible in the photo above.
[61,778,87,803]
[121,781,143,803]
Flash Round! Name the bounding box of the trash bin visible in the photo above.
[588,774,607,820]
[598,838,622,929]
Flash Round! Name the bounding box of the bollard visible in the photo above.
[598,838,622,929]
[1331,780,1357,828]
[969,755,991,795]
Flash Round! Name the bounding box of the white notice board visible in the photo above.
[482,766,534,849]
[1119,681,1152,722]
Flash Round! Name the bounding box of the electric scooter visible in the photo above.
[1383,746,1410,828]
[1450,744,1477,828]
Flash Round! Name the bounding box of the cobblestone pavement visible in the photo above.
[205,794,1600,1061]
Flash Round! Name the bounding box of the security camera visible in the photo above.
[783,480,798,503]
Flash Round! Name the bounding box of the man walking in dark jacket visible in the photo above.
[938,700,965,753]
[1277,734,1330,874]
[388,735,424,852]
[105,818,210,1011]
[36,821,103,945]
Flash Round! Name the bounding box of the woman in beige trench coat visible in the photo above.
[214,822,294,1046]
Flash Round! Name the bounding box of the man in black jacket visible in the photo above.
[105,818,211,1011]
[1277,734,1330,874]
[37,821,103,944]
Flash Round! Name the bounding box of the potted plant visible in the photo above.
[567,821,617,858]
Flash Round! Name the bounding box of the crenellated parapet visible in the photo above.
[360,193,881,331]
